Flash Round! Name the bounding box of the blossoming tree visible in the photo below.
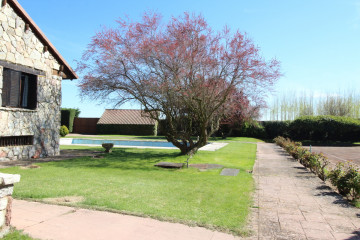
[77,12,281,155]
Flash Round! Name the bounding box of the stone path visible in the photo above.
[253,142,360,239]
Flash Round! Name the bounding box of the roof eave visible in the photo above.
[6,0,78,80]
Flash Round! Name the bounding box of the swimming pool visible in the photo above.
[60,138,227,151]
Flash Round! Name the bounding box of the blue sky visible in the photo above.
[18,0,360,118]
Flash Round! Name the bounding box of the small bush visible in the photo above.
[60,125,69,137]
[328,163,360,200]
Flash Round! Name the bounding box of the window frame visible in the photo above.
[0,60,42,110]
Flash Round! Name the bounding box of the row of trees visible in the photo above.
[267,90,360,121]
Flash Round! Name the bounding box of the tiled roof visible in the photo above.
[97,109,156,125]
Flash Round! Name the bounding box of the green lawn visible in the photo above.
[2,141,257,235]
[3,229,35,240]
[209,136,263,142]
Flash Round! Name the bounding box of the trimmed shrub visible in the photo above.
[97,124,157,136]
[61,108,77,133]
[288,115,360,142]
[60,125,69,137]
[328,163,360,200]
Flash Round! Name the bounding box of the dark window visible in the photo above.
[1,68,37,109]
[0,136,34,147]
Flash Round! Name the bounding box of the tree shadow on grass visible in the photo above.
[46,148,186,171]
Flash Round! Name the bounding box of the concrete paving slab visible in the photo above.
[189,163,223,170]
[220,168,240,176]
[11,200,241,240]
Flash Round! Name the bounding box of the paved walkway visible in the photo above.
[253,143,360,239]
[9,142,360,239]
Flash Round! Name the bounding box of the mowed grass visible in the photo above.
[2,142,257,235]
[3,229,36,240]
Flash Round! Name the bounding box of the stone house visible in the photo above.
[0,0,77,161]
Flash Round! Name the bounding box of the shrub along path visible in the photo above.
[253,142,360,239]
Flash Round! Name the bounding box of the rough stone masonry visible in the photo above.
[0,173,20,237]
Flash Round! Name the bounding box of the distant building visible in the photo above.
[0,0,77,161]
[97,109,157,136]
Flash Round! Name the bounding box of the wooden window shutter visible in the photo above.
[1,68,11,107]
[9,70,21,107]
[1,68,37,109]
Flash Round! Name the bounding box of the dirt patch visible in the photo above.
[42,196,85,204]
[20,164,40,169]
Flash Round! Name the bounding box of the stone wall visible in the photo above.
[0,2,62,160]
[0,173,20,237]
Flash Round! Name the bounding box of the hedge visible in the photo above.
[260,121,290,139]
[161,115,360,141]
[231,121,266,138]
[287,115,360,142]
[97,124,157,136]
[61,108,77,133]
